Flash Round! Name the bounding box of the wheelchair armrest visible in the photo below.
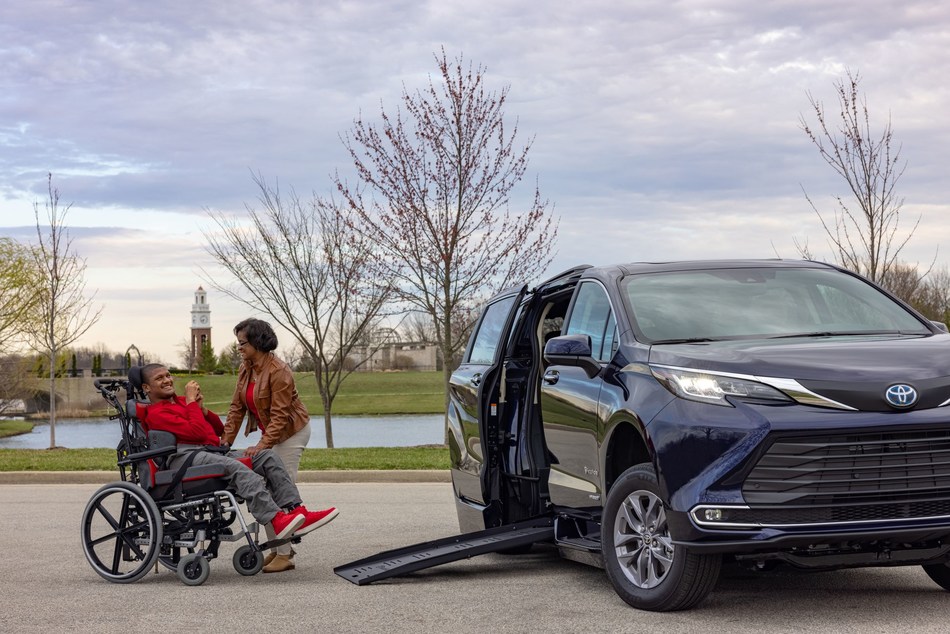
[204,444,230,454]
[118,444,177,466]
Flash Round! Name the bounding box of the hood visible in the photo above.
[647,333,950,412]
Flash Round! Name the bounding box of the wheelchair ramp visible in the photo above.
[334,517,554,585]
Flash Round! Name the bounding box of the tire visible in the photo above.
[81,482,163,584]
[233,545,264,576]
[177,553,211,586]
[602,464,721,611]
[922,563,950,590]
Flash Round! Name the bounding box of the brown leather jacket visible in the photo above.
[222,352,309,448]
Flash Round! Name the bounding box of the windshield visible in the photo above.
[622,267,931,343]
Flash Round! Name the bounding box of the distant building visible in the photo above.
[349,340,439,372]
[190,286,212,368]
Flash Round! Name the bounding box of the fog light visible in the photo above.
[704,508,723,522]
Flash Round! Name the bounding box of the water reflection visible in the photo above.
[0,414,445,449]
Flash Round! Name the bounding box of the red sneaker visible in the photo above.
[293,507,339,536]
[271,510,306,540]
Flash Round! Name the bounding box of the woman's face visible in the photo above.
[236,330,259,362]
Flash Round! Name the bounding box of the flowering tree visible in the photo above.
[335,50,559,419]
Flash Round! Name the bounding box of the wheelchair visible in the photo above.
[80,371,296,586]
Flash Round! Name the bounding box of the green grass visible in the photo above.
[0,420,32,439]
[181,370,445,416]
[0,446,450,471]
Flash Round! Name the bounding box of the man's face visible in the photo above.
[143,367,176,401]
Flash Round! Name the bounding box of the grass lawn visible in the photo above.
[0,446,450,471]
[181,370,445,416]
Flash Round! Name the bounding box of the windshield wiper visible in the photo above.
[650,337,720,344]
[765,330,905,339]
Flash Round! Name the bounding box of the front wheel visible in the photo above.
[602,464,721,611]
[233,545,264,576]
[177,553,211,586]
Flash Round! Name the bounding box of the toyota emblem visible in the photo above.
[885,384,918,409]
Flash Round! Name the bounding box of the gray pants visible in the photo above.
[168,447,302,525]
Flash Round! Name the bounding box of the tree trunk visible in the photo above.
[48,364,56,449]
[322,392,334,449]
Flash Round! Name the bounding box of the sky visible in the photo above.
[3,0,950,364]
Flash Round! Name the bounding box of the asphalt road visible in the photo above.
[3,481,949,634]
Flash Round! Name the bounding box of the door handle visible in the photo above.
[471,373,482,387]
[542,370,560,385]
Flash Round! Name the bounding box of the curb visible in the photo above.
[0,470,452,485]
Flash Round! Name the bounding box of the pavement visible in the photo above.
[0,469,451,484]
[5,481,950,634]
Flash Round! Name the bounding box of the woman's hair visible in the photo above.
[234,318,278,352]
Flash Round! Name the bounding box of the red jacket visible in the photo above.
[143,396,224,446]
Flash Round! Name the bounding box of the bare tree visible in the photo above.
[799,70,926,284]
[879,261,925,306]
[204,174,392,448]
[917,266,950,325]
[335,50,559,421]
[28,174,102,448]
[399,311,437,343]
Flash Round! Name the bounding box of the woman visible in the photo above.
[222,317,338,573]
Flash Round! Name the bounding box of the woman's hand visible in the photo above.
[244,444,263,458]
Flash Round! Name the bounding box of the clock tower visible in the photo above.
[190,286,212,368]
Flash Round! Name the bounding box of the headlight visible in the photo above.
[651,366,792,407]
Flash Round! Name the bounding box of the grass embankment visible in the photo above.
[0,446,450,472]
[194,370,445,416]
[0,371,450,471]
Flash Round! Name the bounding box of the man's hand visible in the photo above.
[184,380,201,404]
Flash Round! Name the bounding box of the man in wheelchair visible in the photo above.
[138,363,338,545]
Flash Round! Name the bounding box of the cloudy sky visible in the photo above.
[2,0,949,364]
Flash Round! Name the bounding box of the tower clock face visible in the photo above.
[200,316,208,324]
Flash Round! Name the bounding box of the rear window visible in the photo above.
[622,267,930,343]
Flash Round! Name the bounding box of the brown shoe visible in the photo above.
[263,547,295,566]
[263,554,295,573]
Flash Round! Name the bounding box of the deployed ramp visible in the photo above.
[334,517,555,585]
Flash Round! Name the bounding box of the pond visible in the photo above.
[0,414,446,449]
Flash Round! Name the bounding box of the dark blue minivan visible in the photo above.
[448,260,950,610]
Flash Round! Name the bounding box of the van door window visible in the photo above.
[467,295,518,364]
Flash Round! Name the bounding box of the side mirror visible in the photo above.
[932,320,949,333]
[544,334,602,378]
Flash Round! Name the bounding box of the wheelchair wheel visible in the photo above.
[177,553,211,586]
[81,481,162,584]
[233,545,264,576]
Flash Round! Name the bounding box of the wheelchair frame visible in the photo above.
[80,377,293,585]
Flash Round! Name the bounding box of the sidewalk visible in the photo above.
[0,469,451,484]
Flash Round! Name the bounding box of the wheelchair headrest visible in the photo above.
[128,366,146,400]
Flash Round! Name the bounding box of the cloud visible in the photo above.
[2,0,950,362]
